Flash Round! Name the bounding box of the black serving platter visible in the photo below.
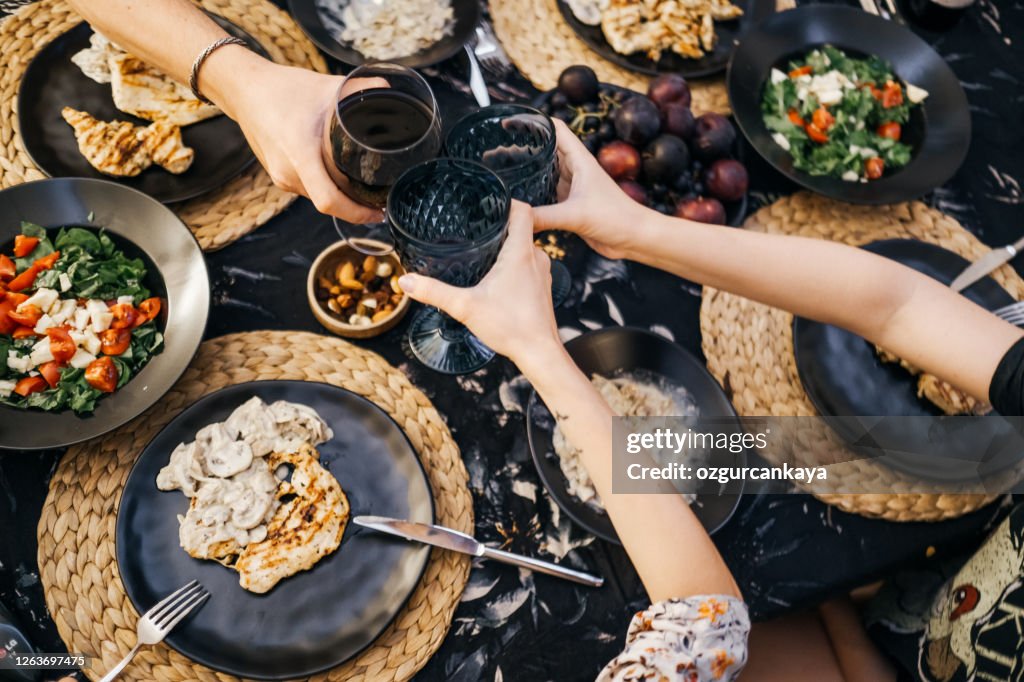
[116,380,434,680]
[526,327,744,544]
[793,239,1022,481]
[558,0,776,78]
[18,16,265,203]
[0,178,208,450]
[728,5,970,205]
[288,0,478,68]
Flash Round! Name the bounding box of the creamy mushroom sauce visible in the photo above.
[156,397,333,561]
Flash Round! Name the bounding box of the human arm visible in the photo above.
[533,122,1024,402]
[66,0,380,222]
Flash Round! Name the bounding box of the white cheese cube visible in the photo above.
[91,311,113,333]
[116,295,134,305]
[906,83,929,104]
[29,340,53,366]
[797,87,809,102]
[69,330,86,346]
[0,379,16,397]
[59,273,72,292]
[69,348,96,369]
[20,288,58,313]
[34,314,56,335]
[85,299,108,315]
[83,329,101,356]
[770,68,787,85]
[859,147,877,159]
[50,299,77,325]
[842,170,860,182]
[7,351,31,373]
[772,132,791,151]
[73,308,90,331]
[817,89,843,106]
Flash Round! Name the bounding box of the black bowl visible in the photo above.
[526,327,744,544]
[558,0,776,78]
[727,5,970,205]
[288,0,478,68]
[0,179,208,450]
[18,17,264,204]
[116,380,434,679]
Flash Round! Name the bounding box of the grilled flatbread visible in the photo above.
[61,106,152,177]
[109,52,221,126]
[234,444,350,594]
[142,120,195,174]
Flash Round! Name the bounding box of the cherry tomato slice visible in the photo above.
[787,109,805,126]
[108,303,138,330]
[33,251,60,270]
[812,107,835,132]
[14,376,47,397]
[85,356,118,393]
[0,255,14,281]
[136,297,161,325]
[806,123,829,144]
[46,327,76,365]
[0,300,15,335]
[7,265,39,292]
[789,65,813,78]
[13,235,39,258]
[11,326,38,339]
[865,157,885,180]
[7,304,42,328]
[5,292,28,305]
[881,81,903,108]
[38,361,62,388]
[877,122,901,140]
[100,328,131,356]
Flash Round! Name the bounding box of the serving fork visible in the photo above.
[98,580,209,682]
[993,301,1024,327]
[472,22,513,78]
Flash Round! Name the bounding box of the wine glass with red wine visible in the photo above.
[323,63,442,255]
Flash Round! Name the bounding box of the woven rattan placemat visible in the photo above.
[490,0,796,115]
[37,331,473,681]
[1,0,327,251]
[701,192,1024,522]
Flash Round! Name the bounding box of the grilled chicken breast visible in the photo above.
[109,53,221,126]
[235,444,349,594]
[142,120,194,174]
[61,106,152,177]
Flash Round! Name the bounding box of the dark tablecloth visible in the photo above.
[1,1,1022,680]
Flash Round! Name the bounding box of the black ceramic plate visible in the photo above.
[526,327,744,544]
[532,83,750,227]
[116,380,434,680]
[558,0,775,78]
[288,0,478,68]
[793,239,1016,480]
[18,17,265,204]
[727,5,970,205]
[0,179,208,451]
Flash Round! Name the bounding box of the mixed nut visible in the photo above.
[314,254,404,327]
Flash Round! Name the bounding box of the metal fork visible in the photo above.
[993,301,1024,326]
[473,22,513,78]
[98,580,209,682]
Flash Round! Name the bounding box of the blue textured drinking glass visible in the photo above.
[388,158,511,374]
[445,105,571,305]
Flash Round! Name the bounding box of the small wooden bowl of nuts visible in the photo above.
[307,241,410,339]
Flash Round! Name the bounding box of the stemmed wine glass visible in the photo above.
[323,62,442,255]
[445,104,572,305]
[388,158,511,374]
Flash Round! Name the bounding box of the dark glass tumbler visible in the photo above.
[388,158,511,374]
[445,105,571,305]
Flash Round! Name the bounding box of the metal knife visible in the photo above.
[353,515,604,587]
[950,235,1024,292]
[464,45,491,107]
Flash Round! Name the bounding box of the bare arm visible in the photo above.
[535,122,1023,402]
[399,202,740,603]
[66,0,381,222]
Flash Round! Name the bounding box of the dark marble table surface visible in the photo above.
[1,1,1022,681]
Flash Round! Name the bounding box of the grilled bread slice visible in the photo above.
[61,106,152,177]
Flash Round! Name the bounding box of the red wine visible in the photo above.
[325,88,440,208]
[897,0,974,31]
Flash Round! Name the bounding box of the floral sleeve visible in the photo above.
[596,595,750,682]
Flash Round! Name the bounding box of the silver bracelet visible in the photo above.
[189,36,247,105]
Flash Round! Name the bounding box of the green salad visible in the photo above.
[0,223,164,414]
[761,45,928,182]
